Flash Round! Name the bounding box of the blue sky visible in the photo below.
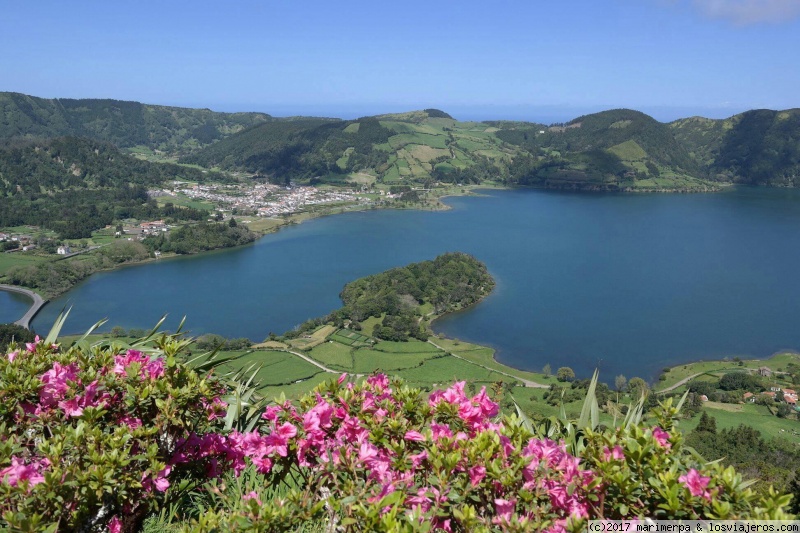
[1,0,798,122]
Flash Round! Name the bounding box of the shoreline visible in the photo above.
[11,183,792,383]
[0,284,47,330]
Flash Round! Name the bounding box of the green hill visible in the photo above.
[3,92,800,192]
[0,92,271,153]
[497,109,710,191]
[672,109,800,186]
[183,107,719,191]
[182,109,521,185]
[0,137,216,238]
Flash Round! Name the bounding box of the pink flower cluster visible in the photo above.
[679,469,713,500]
[164,375,596,531]
[36,361,113,418]
[113,349,165,380]
[0,456,50,489]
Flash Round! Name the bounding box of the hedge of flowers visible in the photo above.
[0,334,793,532]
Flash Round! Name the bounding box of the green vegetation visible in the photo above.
[142,221,257,254]
[0,323,35,346]
[3,92,800,192]
[0,91,271,152]
[0,137,213,238]
[332,252,494,341]
[671,109,800,186]
[1,240,151,298]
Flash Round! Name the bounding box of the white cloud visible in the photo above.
[691,0,800,24]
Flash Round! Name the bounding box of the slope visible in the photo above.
[0,137,216,237]
[0,92,271,153]
[496,109,710,191]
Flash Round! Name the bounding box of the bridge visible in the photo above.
[0,284,48,330]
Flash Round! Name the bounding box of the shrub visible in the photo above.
[0,333,228,531]
[0,329,793,532]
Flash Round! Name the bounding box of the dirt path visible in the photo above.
[656,373,704,393]
[285,349,339,374]
[427,339,548,389]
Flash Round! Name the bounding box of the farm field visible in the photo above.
[656,352,800,392]
[219,349,327,391]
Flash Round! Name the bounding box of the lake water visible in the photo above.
[30,187,800,381]
[0,290,30,324]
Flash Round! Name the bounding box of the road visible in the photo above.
[0,284,48,330]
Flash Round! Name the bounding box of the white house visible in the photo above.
[56,245,71,255]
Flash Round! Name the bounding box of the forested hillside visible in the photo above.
[672,109,800,186]
[0,92,271,152]
[2,92,800,192]
[0,137,212,237]
[180,117,390,182]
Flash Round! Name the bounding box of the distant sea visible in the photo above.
[30,186,800,382]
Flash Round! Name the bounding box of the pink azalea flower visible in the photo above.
[492,498,516,525]
[243,490,262,505]
[119,416,142,429]
[39,362,79,407]
[25,335,41,352]
[679,468,712,500]
[262,405,281,421]
[409,450,428,468]
[472,387,499,418]
[108,516,122,533]
[0,456,47,488]
[7,350,18,362]
[603,445,625,461]
[338,373,348,385]
[468,464,486,486]
[404,430,425,442]
[58,397,84,417]
[652,427,671,449]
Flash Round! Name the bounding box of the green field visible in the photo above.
[373,340,441,353]
[219,350,327,390]
[395,355,515,385]
[330,329,372,347]
[308,341,354,370]
[656,352,800,392]
[352,347,442,373]
[680,402,800,441]
[431,337,554,386]
[0,252,48,275]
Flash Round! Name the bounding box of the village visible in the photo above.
[0,182,393,256]
[160,181,378,217]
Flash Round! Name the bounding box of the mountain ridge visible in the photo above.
[2,92,800,190]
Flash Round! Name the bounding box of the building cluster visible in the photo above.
[0,232,35,251]
[173,182,370,217]
[739,367,800,408]
[119,220,170,240]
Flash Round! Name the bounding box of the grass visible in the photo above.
[0,252,48,275]
[656,352,800,392]
[360,316,383,337]
[395,356,514,385]
[431,336,553,386]
[680,403,800,441]
[308,342,354,370]
[352,348,442,373]
[220,350,326,390]
[373,340,440,353]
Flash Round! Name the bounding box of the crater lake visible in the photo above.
[31,187,800,381]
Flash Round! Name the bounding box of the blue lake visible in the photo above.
[0,290,30,324]
[30,187,800,381]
